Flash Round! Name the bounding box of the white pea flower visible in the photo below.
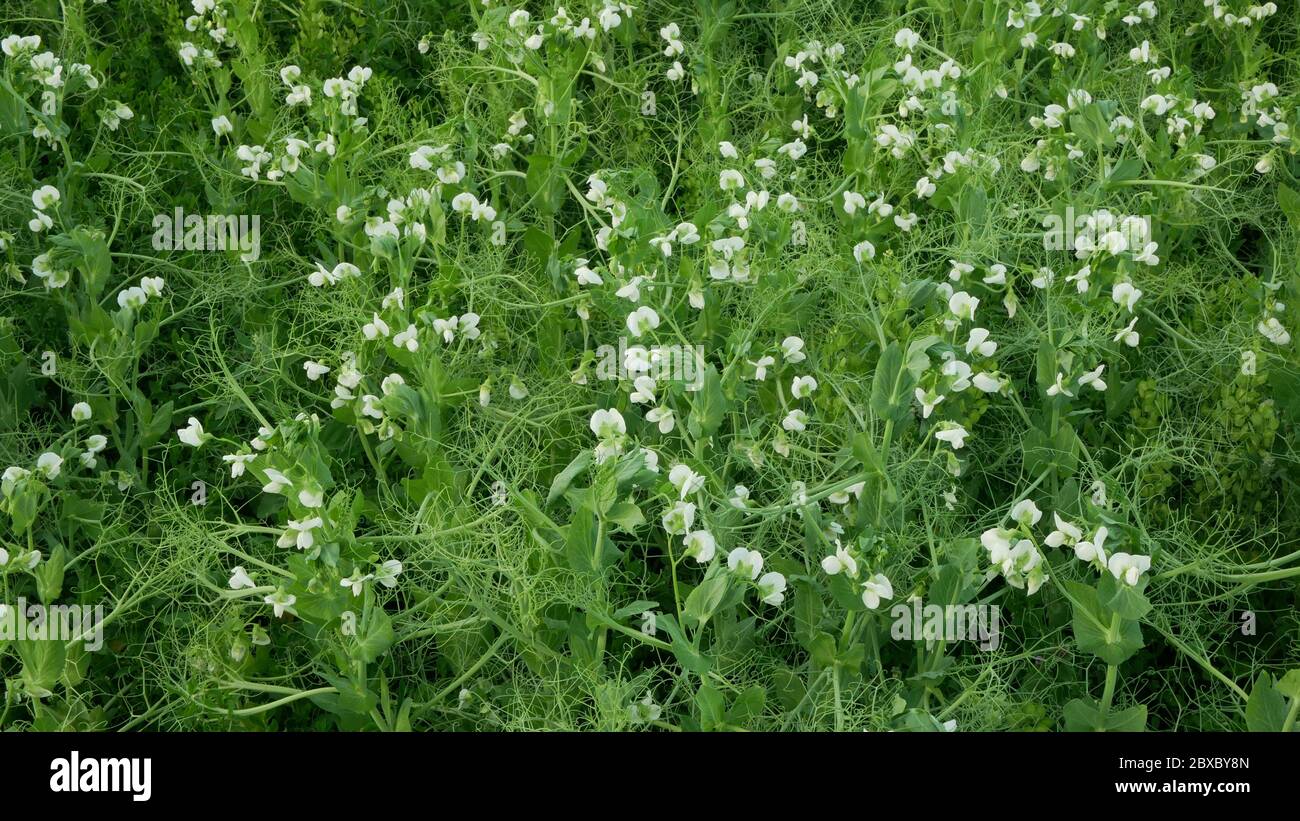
[791,375,818,399]
[1258,317,1291,346]
[626,306,660,338]
[781,336,806,363]
[821,542,859,578]
[861,573,894,609]
[1114,317,1140,347]
[36,451,63,479]
[972,372,1004,393]
[965,328,997,357]
[842,190,866,215]
[261,468,292,494]
[1078,365,1107,391]
[782,409,809,431]
[264,589,297,618]
[392,324,419,352]
[1112,281,1143,313]
[683,529,716,564]
[1075,526,1109,565]
[853,240,876,262]
[629,694,662,724]
[646,406,675,433]
[719,169,746,191]
[756,572,787,605]
[728,547,763,580]
[934,422,968,449]
[1046,372,1074,398]
[275,516,322,550]
[661,500,696,535]
[341,570,374,597]
[1107,551,1151,586]
[722,486,747,511]
[1133,242,1160,266]
[590,407,626,442]
[303,361,330,381]
[668,463,705,498]
[948,291,979,322]
[141,276,165,297]
[630,376,657,404]
[31,184,60,211]
[362,313,390,340]
[228,566,256,590]
[176,417,210,447]
[222,453,255,478]
[1011,499,1042,527]
[750,355,775,381]
[1044,513,1083,548]
[373,559,403,588]
[71,402,92,422]
[894,27,920,50]
[915,387,944,419]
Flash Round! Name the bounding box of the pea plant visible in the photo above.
[0,0,1297,732]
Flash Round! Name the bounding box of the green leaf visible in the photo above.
[1063,697,1102,731]
[547,450,592,507]
[684,566,730,628]
[1100,574,1151,621]
[725,685,767,726]
[1023,424,1079,475]
[1064,697,1147,731]
[1245,674,1290,731]
[869,342,912,423]
[17,635,66,699]
[1066,581,1144,666]
[525,154,563,215]
[140,400,175,447]
[809,631,837,669]
[1105,157,1145,188]
[353,602,395,664]
[956,185,987,234]
[905,335,939,379]
[688,365,727,438]
[827,572,866,612]
[605,501,644,532]
[852,432,885,475]
[1276,669,1300,700]
[34,545,66,604]
[522,226,554,265]
[656,613,711,675]
[1278,184,1300,229]
[1106,705,1148,732]
[695,684,725,730]
[564,506,599,573]
[610,599,659,621]
[1069,104,1115,150]
[1035,337,1057,394]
